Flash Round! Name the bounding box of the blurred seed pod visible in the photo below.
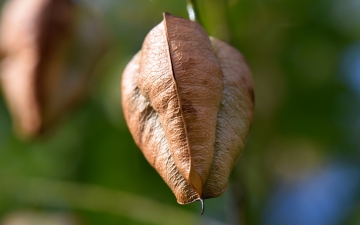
[121,13,254,210]
[0,0,106,139]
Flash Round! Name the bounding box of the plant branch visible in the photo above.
[0,173,226,225]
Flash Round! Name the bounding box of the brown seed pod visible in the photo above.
[121,13,254,211]
[0,0,105,139]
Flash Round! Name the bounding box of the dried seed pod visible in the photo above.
[0,0,105,139]
[121,13,254,209]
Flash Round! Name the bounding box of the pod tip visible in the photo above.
[199,198,205,215]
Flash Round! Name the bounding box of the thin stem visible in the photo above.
[0,174,227,225]
[186,0,203,25]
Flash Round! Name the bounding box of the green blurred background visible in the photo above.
[1,0,360,224]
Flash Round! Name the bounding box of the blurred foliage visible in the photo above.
[0,0,360,224]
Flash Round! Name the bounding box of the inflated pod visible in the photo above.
[0,0,105,139]
[121,13,254,211]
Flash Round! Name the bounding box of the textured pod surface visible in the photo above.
[0,0,105,139]
[121,13,254,204]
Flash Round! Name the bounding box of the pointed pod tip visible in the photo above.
[199,198,205,215]
[163,12,171,17]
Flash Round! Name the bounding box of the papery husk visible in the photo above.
[121,13,254,204]
[0,0,105,139]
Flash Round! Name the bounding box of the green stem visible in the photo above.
[187,0,231,42]
[0,174,227,225]
[186,0,203,25]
